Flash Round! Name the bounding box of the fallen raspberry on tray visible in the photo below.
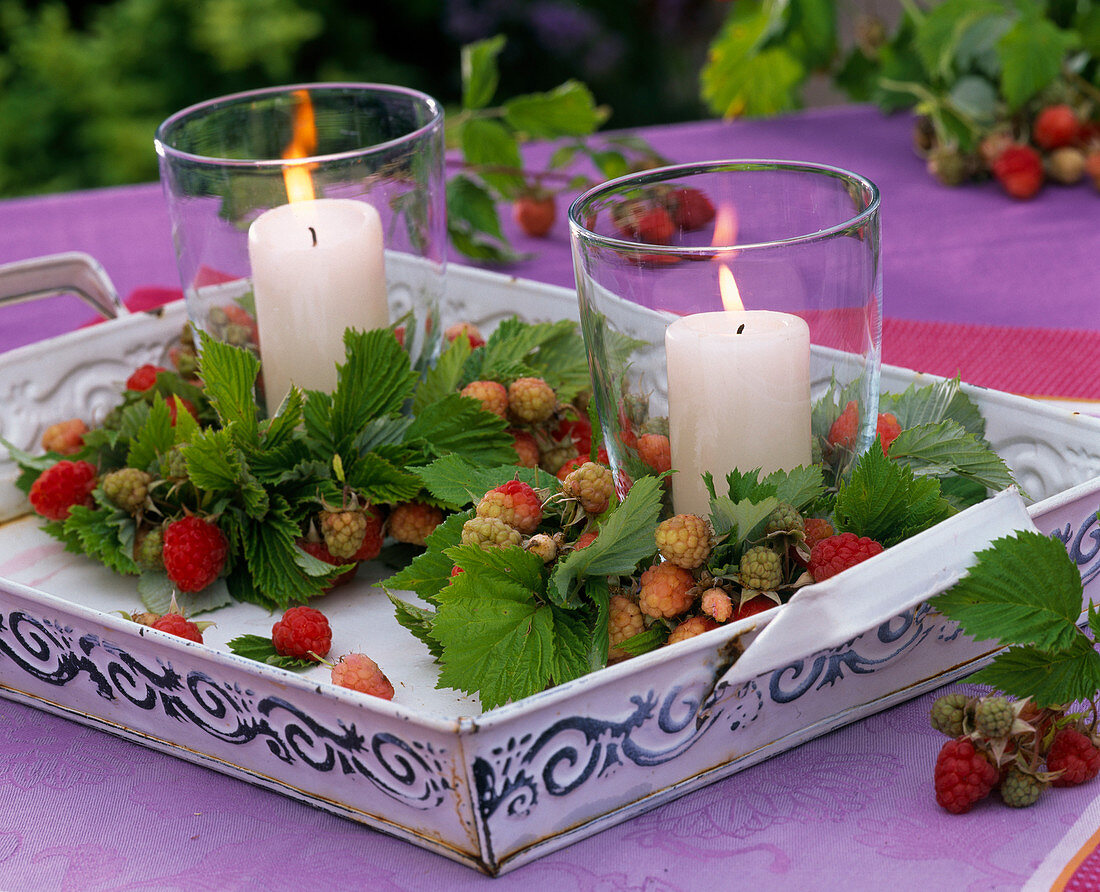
[460,380,508,418]
[40,418,88,455]
[563,462,615,516]
[151,611,204,644]
[992,144,1044,200]
[808,532,884,582]
[162,515,228,593]
[476,480,542,534]
[1048,728,1100,788]
[125,364,167,392]
[655,514,713,569]
[934,736,999,814]
[507,377,557,425]
[331,653,394,699]
[28,459,98,521]
[272,606,332,661]
[930,693,970,738]
[638,561,695,619]
[1000,766,1046,808]
[388,501,444,547]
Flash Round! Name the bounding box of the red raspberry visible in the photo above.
[272,606,331,661]
[40,418,88,455]
[636,433,671,474]
[556,456,586,482]
[444,322,485,349]
[877,412,902,454]
[667,615,719,645]
[167,396,198,427]
[460,380,508,418]
[511,429,540,468]
[508,377,557,424]
[162,515,229,593]
[827,400,859,450]
[350,505,385,562]
[803,517,836,551]
[992,145,1044,199]
[808,532,884,582]
[513,194,556,238]
[388,501,444,547]
[553,417,593,456]
[563,462,615,515]
[934,737,998,813]
[638,561,695,619]
[298,538,359,591]
[1033,104,1080,150]
[668,187,715,230]
[151,612,204,643]
[608,593,645,661]
[1048,728,1100,787]
[655,514,713,569]
[126,364,166,392]
[476,480,542,534]
[623,206,675,245]
[330,653,394,699]
[28,460,97,520]
[733,594,777,622]
[574,528,599,550]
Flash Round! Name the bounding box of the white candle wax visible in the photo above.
[665,310,812,517]
[247,197,388,412]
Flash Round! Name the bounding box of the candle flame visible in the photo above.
[719,263,744,312]
[282,89,318,204]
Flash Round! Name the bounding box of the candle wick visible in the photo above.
[736,323,745,334]
[308,226,317,247]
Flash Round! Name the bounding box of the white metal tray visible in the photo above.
[2,261,1100,875]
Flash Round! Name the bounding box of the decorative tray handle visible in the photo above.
[0,251,127,320]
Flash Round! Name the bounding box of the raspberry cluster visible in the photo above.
[929,691,1100,813]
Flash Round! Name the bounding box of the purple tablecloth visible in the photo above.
[3,105,1100,890]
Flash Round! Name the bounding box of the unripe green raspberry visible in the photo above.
[764,502,804,537]
[1000,767,1045,808]
[508,377,556,424]
[930,693,969,738]
[640,416,669,437]
[160,446,189,481]
[655,514,712,569]
[739,545,783,591]
[102,467,153,513]
[563,462,615,515]
[134,526,164,571]
[320,509,368,559]
[974,695,1015,739]
[461,515,523,549]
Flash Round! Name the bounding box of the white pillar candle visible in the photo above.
[247,197,388,413]
[665,310,812,517]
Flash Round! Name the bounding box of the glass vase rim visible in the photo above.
[154,82,444,168]
[567,158,881,254]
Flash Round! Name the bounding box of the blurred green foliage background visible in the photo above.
[0,0,723,197]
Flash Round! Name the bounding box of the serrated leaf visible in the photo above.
[446,174,507,242]
[405,394,515,466]
[226,634,316,670]
[708,495,780,541]
[888,421,1014,493]
[330,328,418,445]
[997,14,1076,110]
[241,498,329,607]
[387,594,443,659]
[412,335,473,415]
[434,573,553,708]
[196,333,260,445]
[383,510,468,601]
[549,475,663,608]
[880,377,984,437]
[526,324,593,404]
[346,452,424,505]
[461,34,505,110]
[354,416,415,454]
[970,639,1100,707]
[502,80,608,138]
[126,396,175,472]
[584,575,610,671]
[765,465,826,511]
[931,530,1085,652]
[550,605,595,685]
[460,117,525,199]
[55,506,139,576]
[445,542,547,592]
[415,455,559,508]
[913,0,1005,79]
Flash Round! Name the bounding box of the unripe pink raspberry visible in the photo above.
[563,461,615,515]
[608,594,645,661]
[637,433,671,473]
[511,429,540,468]
[667,615,720,645]
[388,501,444,546]
[508,377,556,424]
[476,480,542,534]
[461,515,523,548]
[331,653,395,699]
[460,380,508,418]
[40,418,88,455]
[655,514,712,569]
[638,562,695,619]
[700,587,733,622]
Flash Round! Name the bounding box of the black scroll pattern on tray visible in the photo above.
[0,609,449,809]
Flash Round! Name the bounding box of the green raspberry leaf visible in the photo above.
[970,639,1100,707]
[461,33,505,110]
[196,332,261,445]
[502,80,609,138]
[383,510,469,602]
[346,451,424,505]
[461,117,525,199]
[226,634,317,670]
[549,604,595,685]
[331,328,418,445]
[723,469,776,504]
[126,396,175,472]
[997,14,1076,110]
[387,594,443,660]
[412,335,473,415]
[445,542,547,592]
[888,421,1015,493]
[240,497,333,607]
[708,495,780,542]
[765,465,827,511]
[405,394,515,466]
[931,530,1086,653]
[549,475,663,608]
[139,573,232,616]
[53,505,139,576]
[415,456,559,508]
